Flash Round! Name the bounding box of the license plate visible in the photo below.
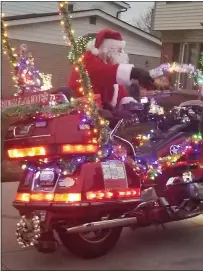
[39,170,55,186]
[101,161,128,190]
[182,171,194,183]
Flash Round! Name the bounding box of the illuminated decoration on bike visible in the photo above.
[146,133,203,180]
[68,35,93,64]
[15,215,41,248]
[58,1,110,160]
[2,13,18,87]
[1,15,52,96]
[150,61,203,90]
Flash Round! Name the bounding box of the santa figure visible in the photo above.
[68,29,155,108]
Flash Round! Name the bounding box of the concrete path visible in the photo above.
[2,182,203,270]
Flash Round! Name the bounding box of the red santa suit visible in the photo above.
[68,29,137,107]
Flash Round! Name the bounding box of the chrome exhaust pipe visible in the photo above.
[66,217,137,234]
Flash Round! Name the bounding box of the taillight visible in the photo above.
[54,193,81,202]
[61,144,98,154]
[30,193,54,202]
[86,188,140,201]
[15,193,30,202]
[14,192,81,203]
[8,146,46,158]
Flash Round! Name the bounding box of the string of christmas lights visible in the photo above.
[200,52,203,73]
[146,133,203,180]
[2,14,18,88]
[58,1,110,160]
[13,44,53,95]
[2,14,52,96]
[150,62,203,89]
[68,35,93,64]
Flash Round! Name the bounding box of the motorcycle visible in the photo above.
[4,92,203,259]
[135,100,203,165]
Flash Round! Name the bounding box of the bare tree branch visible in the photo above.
[133,9,153,33]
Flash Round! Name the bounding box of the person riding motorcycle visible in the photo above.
[68,29,155,109]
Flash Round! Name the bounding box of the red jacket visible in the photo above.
[68,51,130,106]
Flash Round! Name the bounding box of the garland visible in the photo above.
[147,133,203,180]
[150,62,203,88]
[1,14,18,88]
[59,2,92,96]
[68,35,93,64]
[200,52,203,73]
[58,1,110,157]
[1,15,52,95]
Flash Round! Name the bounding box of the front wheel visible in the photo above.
[57,227,122,259]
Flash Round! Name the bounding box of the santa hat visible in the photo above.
[87,29,126,56]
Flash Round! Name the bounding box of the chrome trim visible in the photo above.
[114,135,136,158]
[110,119,123,140]
[13,198,141,208]
[5,134,51,141]
[13,124,34,138]
[66,217,138,234]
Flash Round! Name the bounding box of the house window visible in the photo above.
[68,4,74,12]
[89,16,97,25]
[172,43,181,62]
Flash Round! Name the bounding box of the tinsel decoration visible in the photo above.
[2,15,52,95]
[68,35,93,64]
[1,14,18,87]
[150,62,203,88]
[147,133,203,180]
[2,98,81,119]
[59,2,92,96]
[200,52,203,73]
[58,1,110,158]
[14,44,49,95]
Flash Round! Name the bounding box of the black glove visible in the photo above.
[112,109,133,119]
[130,68,154,89]
[103,103,114,111]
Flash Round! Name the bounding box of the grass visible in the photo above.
[1,92,198,183]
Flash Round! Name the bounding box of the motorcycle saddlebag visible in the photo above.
[4,114,92,150]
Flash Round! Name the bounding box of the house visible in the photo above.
[152,1,203,90]
[2,1,162,97]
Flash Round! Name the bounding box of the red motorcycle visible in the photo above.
[4,92,203,259]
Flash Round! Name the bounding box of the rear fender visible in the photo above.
[58,160,141,194]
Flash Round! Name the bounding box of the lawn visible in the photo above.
[1,92,198,182]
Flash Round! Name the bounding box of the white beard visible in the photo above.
[107,51,129,64]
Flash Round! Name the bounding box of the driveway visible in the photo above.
[2,182,203,270]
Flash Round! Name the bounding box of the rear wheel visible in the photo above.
[57,227,122,259]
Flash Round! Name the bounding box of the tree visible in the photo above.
[133,9,153,33]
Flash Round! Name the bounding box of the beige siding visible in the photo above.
[161,30,203,43]
[154,2,203,30]
[2,1,121,18]
[6,17,161,58]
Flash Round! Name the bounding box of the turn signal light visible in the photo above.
[54,193,81,202]
[86,189,140,201]
[8,146,46,158]
[62,144,98,154]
